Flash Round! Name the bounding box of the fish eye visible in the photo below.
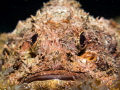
[79,32,86,48]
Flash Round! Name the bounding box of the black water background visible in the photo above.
[0,0,120,33]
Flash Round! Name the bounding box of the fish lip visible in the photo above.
[21,70,85,83]
[22,75,75,83]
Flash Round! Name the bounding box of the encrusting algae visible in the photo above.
[0,0,120,90]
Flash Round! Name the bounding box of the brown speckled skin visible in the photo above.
[0,0,120,89]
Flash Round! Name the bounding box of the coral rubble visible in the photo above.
[0,0,120,90]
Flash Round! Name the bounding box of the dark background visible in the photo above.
[0,0,120,33]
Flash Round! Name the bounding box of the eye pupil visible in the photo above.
[31,34,38,44]
[80,32,86,47]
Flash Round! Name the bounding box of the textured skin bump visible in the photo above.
[0,0,120,89]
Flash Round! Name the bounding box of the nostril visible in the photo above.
[3,48,10,55]
[13,61,22,70]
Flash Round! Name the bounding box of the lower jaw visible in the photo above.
[28,79,77,90]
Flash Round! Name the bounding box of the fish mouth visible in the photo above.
[21,70,86,83]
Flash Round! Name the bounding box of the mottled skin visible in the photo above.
[0,0,119,89]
